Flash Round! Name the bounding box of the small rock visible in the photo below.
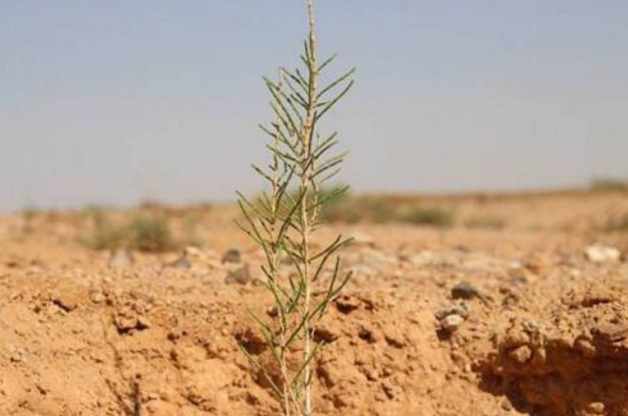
[335,295,361,314]
[166,253,192,270]
[585,244,621,263]
[314,325,339,343]
[501,399,513,411]
[440,314,465,334]
[349,232,375,247]
[508,345,532,364]
[266,305,279,318]
[167,326,186,342]
[451,282,488,304]
[574,337,596,357]
[51,293,78,312]
[89,290,106,304]
[222,248,242,264]
[137,316,151,330]
[523,254,547,273]
[347,263,376,278]
[109,249,134,269]
[185,247,222,269]
[593,322,628,343]
[508,275,528,286]
[185,246,205,258]
[114,311,150,334]
[225,265,251,285]
[435,304,470,320]
[409,251,434,267]
[358,325,380,343]
[381,381,399,399]
[587,402,605,415]
[8,345,26,363]
[383,327,406,348]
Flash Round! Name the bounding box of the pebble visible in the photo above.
[108,249,134,269]
[349,232,376,247]
[409,251,434,267]
[51,293,78,312]
[585,244,621,263]
[225,265,251,285]
[222,248,242,264]
[167,253,192,270]
[508,345,532,364]
[587,402,605,415]
[501,399,513,411]
[451,282,487,304]
[435,304,470,320]
[347,263,377,278]
[89,290,105,304]
[440,314,465,333]
[8,345,26,363]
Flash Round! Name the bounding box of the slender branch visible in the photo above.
[237,1,355,415]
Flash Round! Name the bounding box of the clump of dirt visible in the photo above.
[480,285,628,416]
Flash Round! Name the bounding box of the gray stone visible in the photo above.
[222,248,242,264]
[440,314,465,333]
[435,304,470,321]
[225,265,251,285]
[108,249,134,269]
[451,281,487,304]
[167,253,192,270]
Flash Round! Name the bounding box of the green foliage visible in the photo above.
[590,178,628,192]
[237,1,355,414]
[320,195,397,224]
[129,215,174,253]
[82,223,126,251]
[400,206,454,228]
[20,206,41,234]
[21,206,40,222]
[604,213,628,233]
[80,211,178,253]
[465,215,506,230]
[80,210,125,251]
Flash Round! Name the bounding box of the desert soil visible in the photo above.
[1,191,628,416]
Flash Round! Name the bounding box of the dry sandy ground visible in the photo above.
[1,191,628,416]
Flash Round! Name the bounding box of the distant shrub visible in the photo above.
[364,197,399,223]
[80,211,177,253]
[590,178,628,192]
[129,215,174,252]
[319,190,360,223]
[400,206,454,228]
[81,221,125,251]
[21,206,40,221]
[20,206,40,234]
[604,213,628,233]
[320,199,362,223]
[465,215,506,230]
[321,194,397,224]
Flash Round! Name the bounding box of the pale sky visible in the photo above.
[1,1,627,212]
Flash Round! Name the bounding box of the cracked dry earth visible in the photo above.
[1,192,628,416]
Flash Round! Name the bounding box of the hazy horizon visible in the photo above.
[2,1,627,212]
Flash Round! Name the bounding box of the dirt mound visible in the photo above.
[480,285,628,416]
[0,270,479,416]
[2,192,628,415]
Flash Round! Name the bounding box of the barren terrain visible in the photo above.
[1,191,628,416]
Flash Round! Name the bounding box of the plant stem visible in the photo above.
[302,1,318,414]
[237,0,354,413]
